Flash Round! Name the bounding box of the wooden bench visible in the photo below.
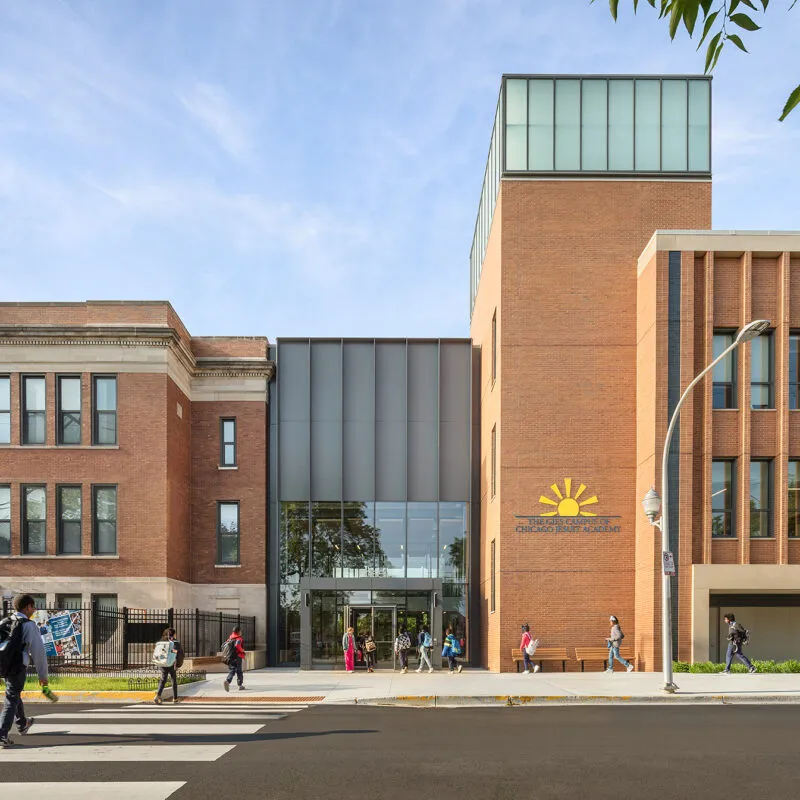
[574,647,635,672]
[511,647,568,673]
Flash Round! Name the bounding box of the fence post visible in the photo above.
[194,609,200,658]
[167,607,174,631]
[91,602,98,672]
[219,612,223,651]
[122,607,129,670]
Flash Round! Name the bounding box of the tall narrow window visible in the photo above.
[57,486,82,555]
[712,331,736,409]
[491,310,497,385]
[55,594,82,610]
[217,502,240,565]
[22,484,46,554]
[491,425,497,499]
[0,377,10,444]
[490,539,496,613]
[790,334,800,410]
[92,376,117,445]
[221,418,237,466]
[751,332,774,409]
[749,460,773,538]
[57,376,81,445]
[92,486,117,555]
[711,461,735,538]
[789,461,800,538]
[22,376,46,445]
[0,485,10,555]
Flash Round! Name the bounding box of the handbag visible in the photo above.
[365,639,377,653]
[525,638,539,657]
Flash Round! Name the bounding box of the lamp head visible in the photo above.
[736,319,770,344]
[642,487,661,523]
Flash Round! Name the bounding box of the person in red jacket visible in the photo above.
[223,626,246,692]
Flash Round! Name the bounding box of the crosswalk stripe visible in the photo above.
[37,712,288,721]
[0,744,235,761]
[30,723,265,735]
[122,702,310,710]
[0,783,185,800]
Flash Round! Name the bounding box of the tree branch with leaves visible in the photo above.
[596,0,799,120]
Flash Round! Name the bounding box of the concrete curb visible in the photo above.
[353,694,800,707]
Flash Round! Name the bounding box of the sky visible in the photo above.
[0,0,798,340]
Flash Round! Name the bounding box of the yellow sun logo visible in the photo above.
[539,479,599,517]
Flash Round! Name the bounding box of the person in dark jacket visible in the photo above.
[154,627,184,705]
[223,625,247,691]
[723,614,756,674]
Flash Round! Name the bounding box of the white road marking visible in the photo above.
[38,712,287,721]
[122,703,309,712]
[0,744,234,761]
[0,784,185,800]
[31,723,265,735]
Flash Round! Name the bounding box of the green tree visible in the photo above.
[596,1,799,120]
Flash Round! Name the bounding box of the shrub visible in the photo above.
[673,659,800,674]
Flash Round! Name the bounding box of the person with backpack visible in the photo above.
[723,613,757,674]
[0,594,49,748]
[416,625,434,673]
[520,623,540,674]
[363,631,377,673]
[153,628,184,705]
[442,627,463,674]
[222,625,246,692]
[606,615,634,673]
[394,625,412,673]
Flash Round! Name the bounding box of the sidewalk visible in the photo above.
[178,668,800,706]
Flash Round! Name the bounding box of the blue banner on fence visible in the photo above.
[33,610,83,658]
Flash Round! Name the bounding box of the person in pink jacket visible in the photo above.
[520,623,540,674]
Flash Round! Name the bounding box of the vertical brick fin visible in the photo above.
[776,253,792,565]
[738,253,753,564]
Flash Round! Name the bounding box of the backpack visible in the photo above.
[397,633,411,651]
[0,615,29,679]
[152,640,177,668]
[525,637,539,657]
[220,638,239,665]
[449,636,462,656]
[740,629,750,647]
[422,632,432,649]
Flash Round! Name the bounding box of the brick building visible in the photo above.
[0,301,272,647]
[471,74,800,671]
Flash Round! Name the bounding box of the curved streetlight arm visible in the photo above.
[658,336,741,692]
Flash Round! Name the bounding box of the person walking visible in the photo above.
[222,625,247,692]
[153,628,184,705]
[0,594,49,748]
[520,623,541,674]
[442,627,463,674]
[606,615,634,673]
[342,626,357,673]
[394,625,411,673]
[363,631,377,673]
[722,614,756,674]
[416,625,434,673]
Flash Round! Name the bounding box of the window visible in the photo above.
[0,376,9,444]
[221,418,236,466]
[0,485,10,555]
[750,460,772,538]
[711,461,735,538]
[790,334,800,410]
[22,485,46,554]
[57,376,81,445]
[491,310,497,385]
[28,594,47,609]
[491,425,497,498]
[712,331,736,409]
[490,539,496,613]
[55,594,82,610]
[92,376,117,445]
[57,486,82,554]
[789,461,800,538]
[92,486,117,555]
[217,502,240,565]
[751,332,774,409]
[22,376,46,444]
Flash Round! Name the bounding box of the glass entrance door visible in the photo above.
[347,606,396,670]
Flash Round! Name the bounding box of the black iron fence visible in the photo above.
[0,602,255,673]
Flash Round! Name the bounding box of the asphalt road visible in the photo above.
[3,702,800,799]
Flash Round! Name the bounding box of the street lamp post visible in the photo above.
[642,318,770,693]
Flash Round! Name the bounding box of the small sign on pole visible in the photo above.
[662,551,676,577]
